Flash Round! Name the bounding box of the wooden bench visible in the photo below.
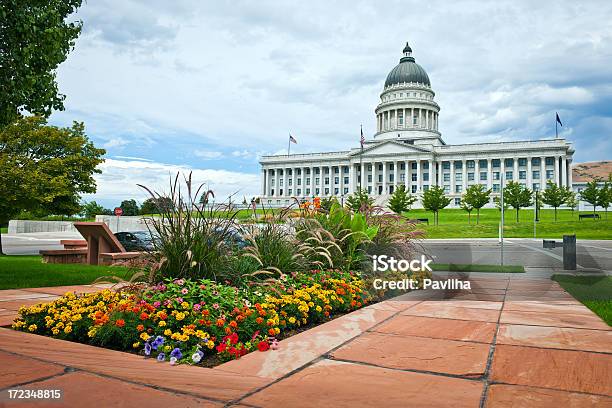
[579,214,600,221]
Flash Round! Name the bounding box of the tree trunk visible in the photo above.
[554,207,557,221]
[0,230,3,255]
[516,208,519,222]
[476,209,480,225]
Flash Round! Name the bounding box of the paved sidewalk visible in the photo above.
[0,277,610,407]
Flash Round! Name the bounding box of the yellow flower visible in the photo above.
[28,324,37,332]
[316,305,322,312]
[51,328,60,335]
[158,320,166,327]
[181,302,190,310]
[206,340,215,349]
[64,325,72,334]
[175,312,185,321]
[288,317,296,324]
[164,329,172,336]
[164,345,172,352]
[133,342,140,348]
[88,328,97,338]
[140,332,150,341]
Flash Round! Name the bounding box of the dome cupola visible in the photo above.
[384,42,430,88]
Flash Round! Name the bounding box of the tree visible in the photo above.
[387,185,417,214]
[503,181,533,222]
[346,187,374,212]
[597,179,611,220]
[0,0,84,128]
[580,180,601,215]
[493,196,509,211]
[462,184,491,224]
[460,201,474,224]
[541,180,572,221]
[140,197,173,215]
[566,191,579,217]
[422,186,451,226]
[0,117,104,254]
[81,201,111,219]
[119,200,140,216]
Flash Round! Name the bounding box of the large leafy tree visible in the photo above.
[541,180,572,221]
[462,184,491,224]
[81,201,112,219]
[0,116,105,253]
[119,199,140,216]
[0,0,83,128]
[140,197,173,215]
[597,179,611,220]
[422,186,451,226]
[503,181,533,222]
[387,185,417,214]
[580,180,601,215]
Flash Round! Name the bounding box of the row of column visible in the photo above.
[377,107,438,132]
[260,156,572,198]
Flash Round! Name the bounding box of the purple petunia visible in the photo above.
[156,352,165,362]
[144,342,152,356]
[170,347,182,360]
[151,336,165,350]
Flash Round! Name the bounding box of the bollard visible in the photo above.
[563,234,577,270]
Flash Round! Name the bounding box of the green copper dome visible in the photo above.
[384,42,430,87]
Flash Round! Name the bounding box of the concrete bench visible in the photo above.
[59,239,88,249]
[41,249,87,264]
[99,252,142,265]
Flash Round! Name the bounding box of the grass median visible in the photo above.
[0,255,135,290]
[552,275,612,325]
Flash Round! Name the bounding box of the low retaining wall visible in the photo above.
[8,216,153,234]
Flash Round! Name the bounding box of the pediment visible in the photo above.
[349,140,432,157]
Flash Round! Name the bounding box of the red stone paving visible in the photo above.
[0,277,610,407]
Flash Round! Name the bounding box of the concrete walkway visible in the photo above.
[0,277,610,407]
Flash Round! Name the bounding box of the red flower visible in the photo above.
[140,312,149,320]
[216,343,226,353]
[229,332,238,345]
[257,341,270,352]
[115,319,125,328]
[136,324,144,332]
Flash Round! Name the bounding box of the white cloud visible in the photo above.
[193,150,223,160]
[85,159,259,205]
[103,138,129,149]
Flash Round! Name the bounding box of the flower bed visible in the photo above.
[12,270,372,366]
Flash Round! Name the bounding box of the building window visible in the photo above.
[297,179,301,186]
[546,170,554,179]
[518,158,527,166]
[389,174,394,182]
[315,168,320,174]
[455,185,462,193]
[454,198,461,205]
[288,189,292,195]
[297,189,301,195]
[455,173,462,182]
[443,185,450,193]
[306,188,310,195]
[505,158,514,167]
[423,173,429,181]
[411,185,417,193]
[398,111,404,126]
[492,159,500,168]
[334,188,339,195]
[288,179,293,186]
[532,171,539,179]
[344,176,349,184]
[279,179,284,186]
[412,174,417,181]
[454,161,462,170]
[324,188,329,195]
[493,172,500,180]
[334,177,339,185]
[400,174,405,182]
[271,180,275,186]
[315,177,320,185]
[271,189,275,196]
[443,173,450,182]
[368,175,372,182]
[479,159,488,168]
[367,186,372,193]
[467,160,475,169]
[333,167,339,174]
[423,162,429,169]
[505,171,513,180]
[480,172,487,181]
[343,188,349,194]
[306,168,311,175]
[519,171,526,180]
[306,177,310,185]
[325,177,330,185]
[468,172,475,181]
[315,188,320,195]
[545,157,554,166]
[442,162,450,170]
[324,168,330,174]
[411,162,417,170]
[400,163,405,170]
[493,184,500,192]
[413,115,417,125]
[532,158,541,166]
[423,185,429,191]
[343,167,349,174]
[532,183,540,191]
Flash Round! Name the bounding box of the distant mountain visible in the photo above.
[573,161,612,182]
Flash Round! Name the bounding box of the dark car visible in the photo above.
[114,231,156,251]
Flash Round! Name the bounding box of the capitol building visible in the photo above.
[259,42,574,208]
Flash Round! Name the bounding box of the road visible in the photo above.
[418,238,612,272]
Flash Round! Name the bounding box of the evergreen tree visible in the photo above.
[462,184,491,224]
[346,187,374,212]
[387,185,417,214]
[422,186,451,225]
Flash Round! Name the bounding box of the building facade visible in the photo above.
[259,42,574,208]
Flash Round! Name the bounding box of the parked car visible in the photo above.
[114,231,156,251]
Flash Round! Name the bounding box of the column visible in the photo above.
[500,159,505,188]
[339,165,344,196]
[411,108,414,127]
[261,169,266,196]
[360,161,366,191]
[568,159,573,189]
[301,167,306,197]
[282,168,288,197]
[513,158,519,182]
[527,157,533,190]
[428,159,434,188]
[450,160,455,194]
[487,159,492,189]
[393,161,399,190]
[462,159,467,192]
[540,156,546,188]
[382,161,387,194]
[371,161,377,195]
[276,169,281,197]
[561,156,567,187]
[318,166,323,196]
[554,156,560,186]
[425,110,429,129]
[309,167,315,197]
[405,160,410,188]
[348,164,355,194]
[416,160,421,192]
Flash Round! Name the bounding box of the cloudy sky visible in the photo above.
[49,0,612,207]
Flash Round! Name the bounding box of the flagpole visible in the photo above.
[288,134,291,156]
[555,117,558,139]
[359,125,363,191]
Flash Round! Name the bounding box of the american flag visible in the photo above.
[289,134,297,144]
[360,126,365,148]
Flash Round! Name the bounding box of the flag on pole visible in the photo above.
[289,134,297,144]
[360,126,365,148]
[555,112,562,138]
[556,112,563,127]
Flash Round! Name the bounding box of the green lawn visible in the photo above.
[0,255,136,290]
[401,208,612,239]
[0,227,7,234]
[431,263,524,273]
[552,275,612,325]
